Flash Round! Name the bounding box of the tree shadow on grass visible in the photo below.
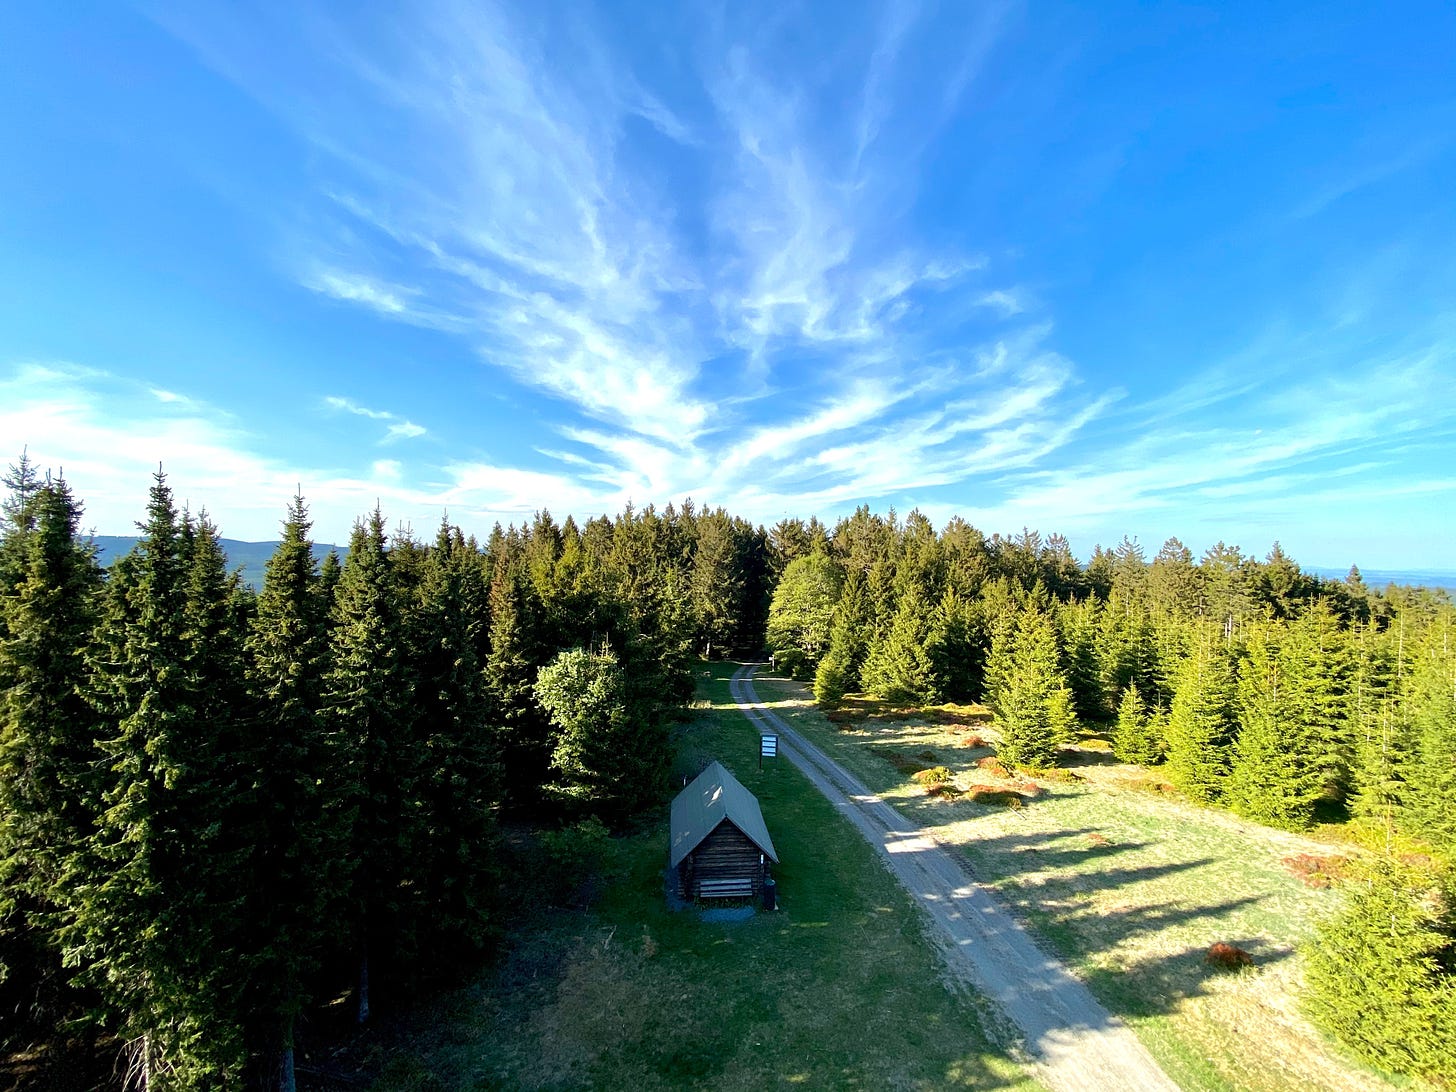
[929,827,1155,873]
[1078,936,1296,1024]
[908,826,1293,1027]
[1055,740,1127,768]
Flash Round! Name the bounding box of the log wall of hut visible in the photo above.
[679,819,765,899]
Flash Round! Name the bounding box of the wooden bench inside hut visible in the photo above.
[670,760,779,901]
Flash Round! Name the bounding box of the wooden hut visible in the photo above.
[670,761,779,900]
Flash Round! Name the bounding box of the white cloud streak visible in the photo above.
[324,395,427,444]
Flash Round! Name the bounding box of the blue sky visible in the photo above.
[3,2,1454,569]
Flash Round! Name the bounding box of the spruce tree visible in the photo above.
[992,607,1076,768]
[73,472,250,1086]
[860,585,938,704]
[925,588,980,702]
[1349,626,1410,828]
[690,508,745,658]
[1302,858,1456,1081]
[318,550,342,614]
[484,570,553,807]
[1292,604,1353,801]
[1112,683,1161,765]
[1164,626,1237,803]
[410,522,499,965]
[0,477,101,1042]
[979,578,1022,708]
[1406,616,1456,858]
[0,449,43,593]
[1225,624,1325,829]
[324,508,418,1023]
[813,569,873,705]
[239,495,339,1090]
[1060,598,1104,720]
[1147,537,1201,618]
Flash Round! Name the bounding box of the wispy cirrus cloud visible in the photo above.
[932,338,1456,561]
[124,1,1456,567]
[151,0,1088,502]
[323,395,427,444]
[308,271,411,315]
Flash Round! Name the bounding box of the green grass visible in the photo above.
[757,672,1406,1092]
[364,662,1040,1092]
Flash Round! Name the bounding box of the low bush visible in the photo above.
[966,786,1026,808]
[913,765,954,788]
[1019,764,1079,784]
[540,817,617,904]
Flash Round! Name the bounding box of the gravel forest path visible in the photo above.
[730,664,1180,1092]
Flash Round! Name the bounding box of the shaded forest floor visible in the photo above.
[746,670,1404,1092]
[340,662,1040,1091]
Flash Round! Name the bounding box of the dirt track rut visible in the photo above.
[730,664,1179,1092]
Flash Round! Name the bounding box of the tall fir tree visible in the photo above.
[409,522,499,966]
[0,450,43,594]
[1059,598,1104,719]
[860,585,939,704]
[1405,615,1456,858]
[813,568,873,705]
[324,508,419,1023]
[239,496,340,1091]
[0,477,101,1043]
[1163,626,1237,803]
[1225,624,1326,829]
[1349,626,1410,829]
[72,473,251,1087]
[991,607,1076,768]
[689,508,745,658]
[1112,683,1162,765]
[484,569,552,808]
[978,578,1023,708]
[925,588,980,702]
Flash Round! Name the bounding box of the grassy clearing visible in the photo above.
[361,662,1039,1092]
[751,671,1402,1092]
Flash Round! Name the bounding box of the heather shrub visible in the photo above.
[1282,853,1348,890]
[976,756,1011,778]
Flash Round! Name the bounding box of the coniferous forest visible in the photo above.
[1,455,1453,1087]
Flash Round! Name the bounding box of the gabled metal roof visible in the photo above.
[669,760,779,868]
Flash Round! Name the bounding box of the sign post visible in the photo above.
[759,732,778,771]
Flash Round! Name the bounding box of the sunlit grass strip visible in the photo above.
[745,670,1400,1092]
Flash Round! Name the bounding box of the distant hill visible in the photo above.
[1308,567,1456,595]
[90,536,345,592]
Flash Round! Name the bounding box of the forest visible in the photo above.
[1,452,1453,1089]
